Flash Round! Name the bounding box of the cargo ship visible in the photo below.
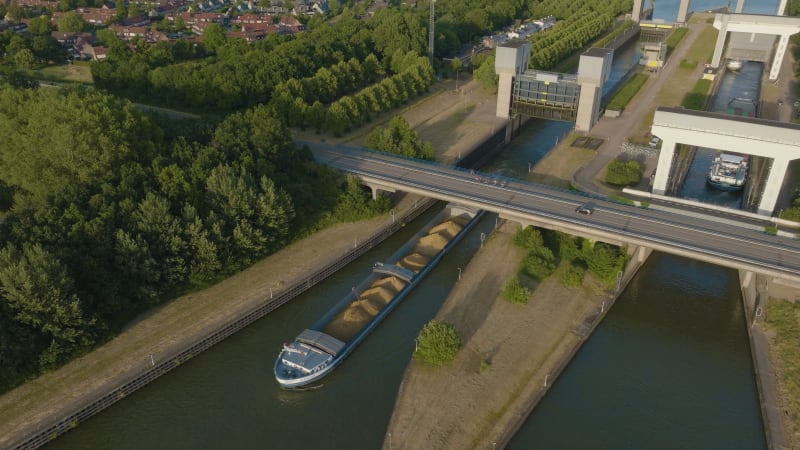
[707,153,748,191]
[274,204,482,389]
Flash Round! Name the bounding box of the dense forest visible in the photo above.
[0,0,635,391]
[0,86,389,389]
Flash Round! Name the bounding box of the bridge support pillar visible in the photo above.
[365,183,396,200]
[735,0,745,14]
[651,138,676,195]
[677,0,690,23]
[631,0,643,22]
[738,270,761,325]
[769,33,790,81]
[757,156,790,215]
[711,15,730,68]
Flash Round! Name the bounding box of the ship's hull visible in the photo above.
[707,178,745,191]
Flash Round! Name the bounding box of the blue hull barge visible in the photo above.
[274,204,482,389]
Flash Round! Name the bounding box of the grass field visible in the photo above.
[764,298,800,449]
[24,63,94,84]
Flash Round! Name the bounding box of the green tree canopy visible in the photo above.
[366,116,434,160]
[57,12,89,32]
[413,320,462,366]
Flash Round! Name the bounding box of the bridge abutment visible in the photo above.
[628,245,652,266]
[365,182,396,200]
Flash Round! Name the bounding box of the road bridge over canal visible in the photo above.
[306,142,800,285]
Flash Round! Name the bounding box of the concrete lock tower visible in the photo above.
[494,40,611,133]
[575,48,613,132]
[494,40,531,119]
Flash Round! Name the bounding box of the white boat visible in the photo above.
[707,153,748,191]
[726,59,742,71]
[274,204,482,389]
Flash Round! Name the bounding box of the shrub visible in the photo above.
[609,194,635,205]
[605,160,642,186]
[780,206,800,221]
[682,79,712,110]
[502,278,531,304]
[413,320,462,366]
[583,242,628,286]
[513,226,545,251]
[520,251,556,280]
[561,263,585,288]
[665,27,688,52]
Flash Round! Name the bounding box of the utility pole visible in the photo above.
[428,0,435,67]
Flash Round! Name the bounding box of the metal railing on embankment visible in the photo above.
[11,197,437,450]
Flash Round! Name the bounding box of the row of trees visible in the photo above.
[268,53,433,133]
[0,86,386,390]
[527,0,629,70]
[87,0,553,110]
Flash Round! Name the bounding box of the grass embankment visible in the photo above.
[606,73,648,111]
[682,78,712,110]
[665,27,689,58]
[764,299,800,448]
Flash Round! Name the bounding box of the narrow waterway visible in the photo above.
[44,207,499,450]
[508,253,766,449]
[678,61,763,208]
[652,0,779,20]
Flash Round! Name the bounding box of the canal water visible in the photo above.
[652,0,779,20]
[508,253,766,449]
[44,21,766,450]
[678,60,763,208]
